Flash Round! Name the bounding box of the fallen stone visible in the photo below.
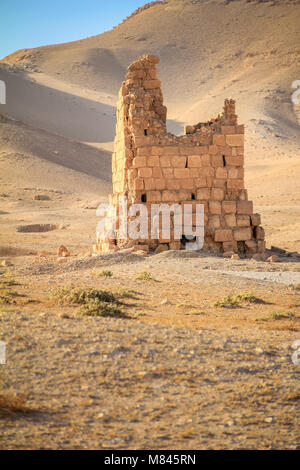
[270,245,285,254]
[58,245,70,257]
[267,255,279,263]
[231,254,240,260]
[34,195,50,201]
[155,244,169,254]
[0,260,12,266]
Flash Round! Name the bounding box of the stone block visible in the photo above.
[237,215,250,227]
[172,156,187,167]
[213,134,226,146]
[152,167,163,178]
[209,201,222,215]
[147,156,160,167]
[138,167,152,178]
[208,215,221,229]
[226,134,244,146]
[215,167,227,179]
[197,188,211,200]
[148,191,161,202]
[225,214,236,227]
[211,188,224,200]
[227,179,244,190]
[188,155,202,167]
[174,168,190,178]
[251,214,261,226]
[223,241,238,253]
[233,227,252,241]
[221,126,236,134]
[215,229,233,242]
[133,156,147,167]
[236,200,253,215]
[143,79,161,89]
[160,155,172,167]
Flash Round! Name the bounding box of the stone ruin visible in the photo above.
[94,54,265,256]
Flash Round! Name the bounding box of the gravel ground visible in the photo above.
[0,310,299,449]
[1,250,299,449]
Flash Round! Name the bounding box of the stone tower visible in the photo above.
[95,54,265,256]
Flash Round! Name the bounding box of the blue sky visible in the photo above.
[0,0,149,59]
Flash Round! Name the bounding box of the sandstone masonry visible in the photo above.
[94,55,265,255]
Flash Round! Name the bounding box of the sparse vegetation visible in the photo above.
[189,309,206,315]
[52,286,118,305]
[0,274,21,304]
[79,300,126,318]
[270,310,296,320]
[256,310,297,321]
[0,392,31,418]
[92,269,113,278]
[135,271,155,281]
[213,293,264,308]
[176,303,197,309]
[52,286,128,317]
[116,289,138,299]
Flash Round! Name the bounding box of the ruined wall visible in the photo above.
[95,54,265,255]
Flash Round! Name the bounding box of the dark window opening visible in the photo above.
[141,193,147,203]
[181,234,197,247]
[144,129,148,136]
[191,193,196,200]
[222,155,226,167]
[185,160,188,168]
[253,226,257,239]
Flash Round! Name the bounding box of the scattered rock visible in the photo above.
[0,259,12,266]
[133,244,149,253]
[58,245,70,257]
[135,250,149,257]
[270,245,286,254]
[231,254,240,260]
[161,298,170,305]
[291,340,300,350]
[264,417,275,424]
[155,244,169,254]
[57,257,68,264]
[39,251,47,258]
[34,195,50,201]
[17,224,58,233]
[223,251,235,258]
[252,253,268,261]
[267,255,279,263]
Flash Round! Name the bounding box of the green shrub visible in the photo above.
[52,286,118,305]
[213,292,263,308]
[79,300,126,317]
[135,271,154,281]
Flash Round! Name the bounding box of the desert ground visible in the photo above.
[0,0,299,449]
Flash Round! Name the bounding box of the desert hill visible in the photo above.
[1,0,300,140]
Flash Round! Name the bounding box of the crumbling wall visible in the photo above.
[95,54,265,256]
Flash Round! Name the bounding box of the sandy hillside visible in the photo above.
[0,0,300,251]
